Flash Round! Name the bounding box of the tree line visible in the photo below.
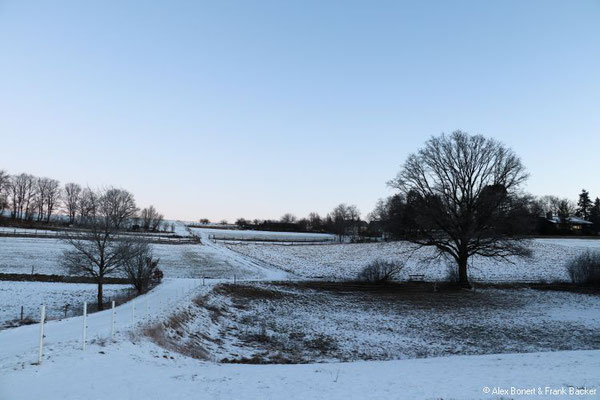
[201,203,364,242]
[0,169,173,232]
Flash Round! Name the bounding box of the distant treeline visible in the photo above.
[198,189,600,239]
[0,169,173,233]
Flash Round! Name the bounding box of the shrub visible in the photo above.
[566,251,600,286]
[357,259,404,283]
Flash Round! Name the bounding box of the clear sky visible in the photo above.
[1,1,599,222]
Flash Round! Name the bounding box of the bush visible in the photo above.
[566,251,600,286]
[357,259,404,283]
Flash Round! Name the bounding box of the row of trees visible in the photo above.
[534,191,600,223]
[231,203,363,242]
[0,171,61,222]
[370,188,600,238]
[0,170,170,232]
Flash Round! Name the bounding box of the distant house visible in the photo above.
[539,215,594,235]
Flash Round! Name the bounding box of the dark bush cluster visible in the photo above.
[357,259,404,283]
[566,251,600,286]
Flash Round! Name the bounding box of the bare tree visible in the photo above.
[64,183,82,224]
[280,213,297,223]
[62,188,138,309]
[34,177,50,222]
[33,177,61,223]
[122,240,161,294]
[140,205,163,231]
[308,212,322,230]
[389,131,532,287]
[329,203,360,241]
[8,173,36,220]
[78,187,97,223]
[44,179,61,223]
[0,170,9,216]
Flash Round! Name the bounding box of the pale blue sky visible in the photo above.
[1,1,599,221]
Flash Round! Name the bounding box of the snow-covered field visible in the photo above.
[0,236,279,280]
[0,281,130,328]
[189,227,336,242]
[147,282,600,363]
[1,228,599,399]
[0,279,598,400]
[226,238,600,282]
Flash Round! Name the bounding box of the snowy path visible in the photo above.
[188,227,290,281]
[0,278,206,368]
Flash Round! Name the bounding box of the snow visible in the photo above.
[1,339,598,400]
[189,227,336,242]
[0,281,130,327]
[1,229,599,399]
[226,239,600,282]
[144,282,600,363]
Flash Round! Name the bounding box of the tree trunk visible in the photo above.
[97,280,104,311]
[457,254,471,288]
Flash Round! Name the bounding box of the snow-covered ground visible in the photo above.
[144,282,600,363]
[0,281,130,328]
[1,340,598,400]
[226,238,600,282]
[0,235,282,280]
[189,226,336,242]
[1,227,599,399]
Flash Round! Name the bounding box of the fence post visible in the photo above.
[111,300,116,339]
[38,305,45,364]
[131,299,136,327]
[82,301,87,351]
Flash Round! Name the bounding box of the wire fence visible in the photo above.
[0,228,198,244]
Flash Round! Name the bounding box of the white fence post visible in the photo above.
[131,299,136,327]
[38,305,46,364]
[111,300,116,339]
[82,301,87,351]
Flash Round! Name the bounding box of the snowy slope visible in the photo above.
[0,339,598,400]
[226,239,600,282]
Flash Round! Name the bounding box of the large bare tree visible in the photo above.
[62,187,139,309]
[389,131,532,287]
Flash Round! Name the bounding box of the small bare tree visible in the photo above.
[122,241,161,294]
[62,187,139,309]
[389,131,532,287]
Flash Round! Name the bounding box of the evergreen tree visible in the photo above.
[577,189,592,219]
[589,197,600,228]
